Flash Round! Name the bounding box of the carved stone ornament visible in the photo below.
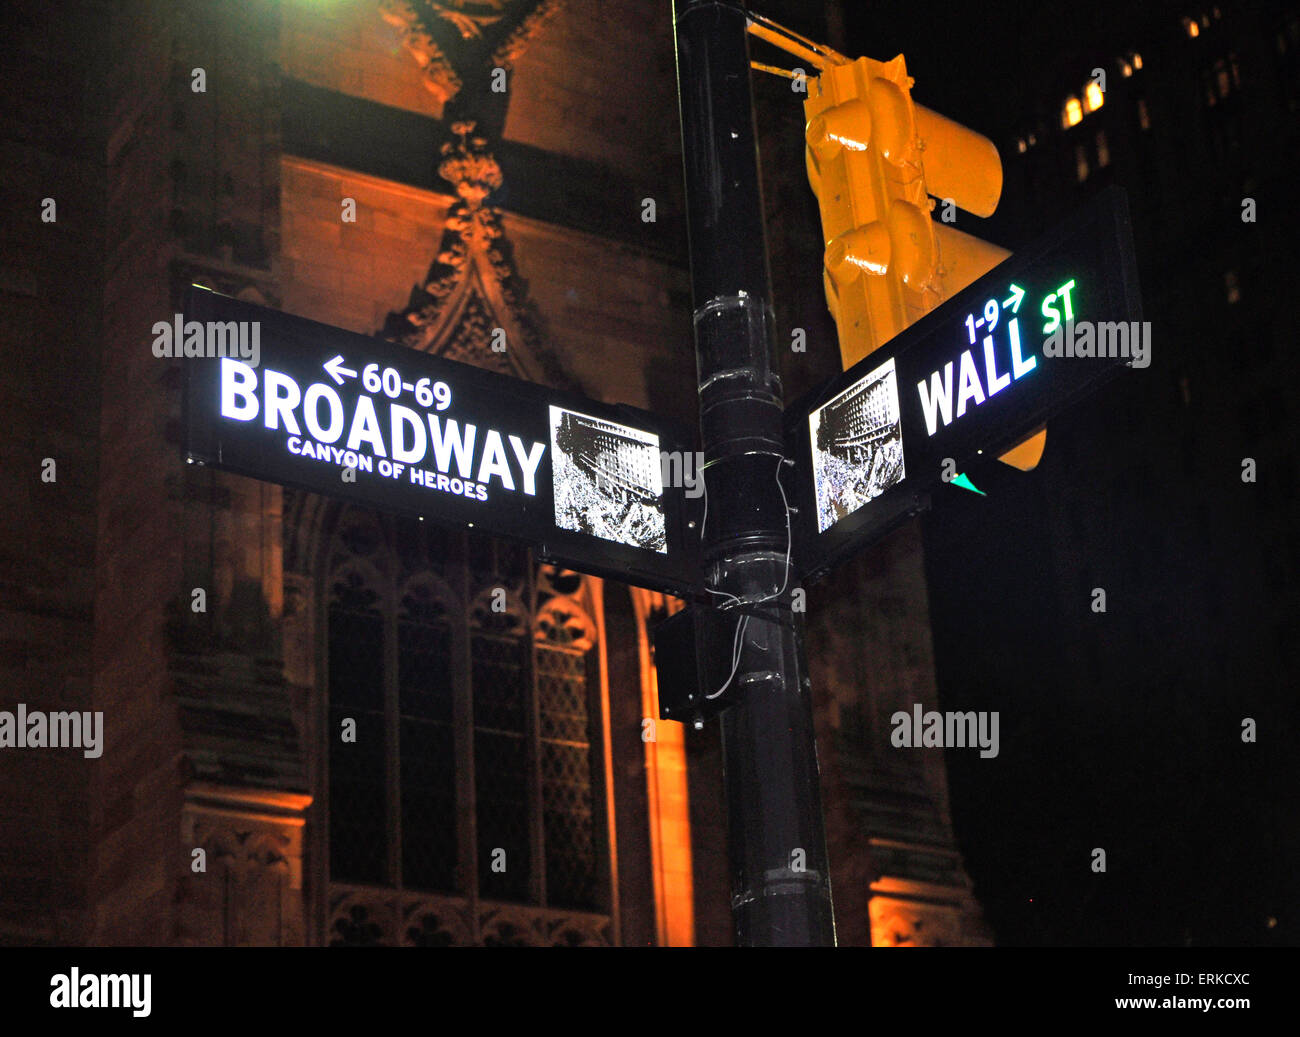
[382,121,572,390]
[380,0,561,105]
[328,884,610,946]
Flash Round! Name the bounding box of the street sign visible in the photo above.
[786,186,1143,584]
[181,288,701,597]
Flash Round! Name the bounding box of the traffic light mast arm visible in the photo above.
[750,60,807,83]
[744,11,847,72]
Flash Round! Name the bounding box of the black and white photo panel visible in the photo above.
[549,405,668,553]
[810,356,906,533]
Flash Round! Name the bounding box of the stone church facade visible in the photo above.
[1,0,988,946]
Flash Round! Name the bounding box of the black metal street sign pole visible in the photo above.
[673,0,836,945]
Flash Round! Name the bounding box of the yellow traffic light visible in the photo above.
[803,53,1045,470]
[805,55,933,366]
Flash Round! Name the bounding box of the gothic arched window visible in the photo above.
[327,567,387,886]
[324,507,609,944]
[536,595,600,911]
[397,578,456,891]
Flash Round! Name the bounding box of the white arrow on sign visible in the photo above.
[1003,284,1025,313]
[323,355,357,385]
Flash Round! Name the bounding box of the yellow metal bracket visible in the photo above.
[745,12,847,75]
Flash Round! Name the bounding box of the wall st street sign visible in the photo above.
[182,288,701,596]
[786,186,1143,584]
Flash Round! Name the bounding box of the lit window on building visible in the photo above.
[1282,18,1300,56]
[1076,143,1090,181]
[1225,270,1241,304]
[1138,98,1151,129]
[1184,17,1200,38]
[1085,81,1105,112]
[1028,131,1037,146]
[1120,58,1133,77]
[1017,137,1027,153]
[1215,59,1231,96]
[1096,130,1110,167]
[1132,52,1143,69]
[1063,96,1083,128]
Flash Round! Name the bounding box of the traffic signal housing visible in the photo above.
[803,53,1046,469]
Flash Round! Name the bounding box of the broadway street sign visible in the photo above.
[786,186,1143,584]
[181,287,700,596]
